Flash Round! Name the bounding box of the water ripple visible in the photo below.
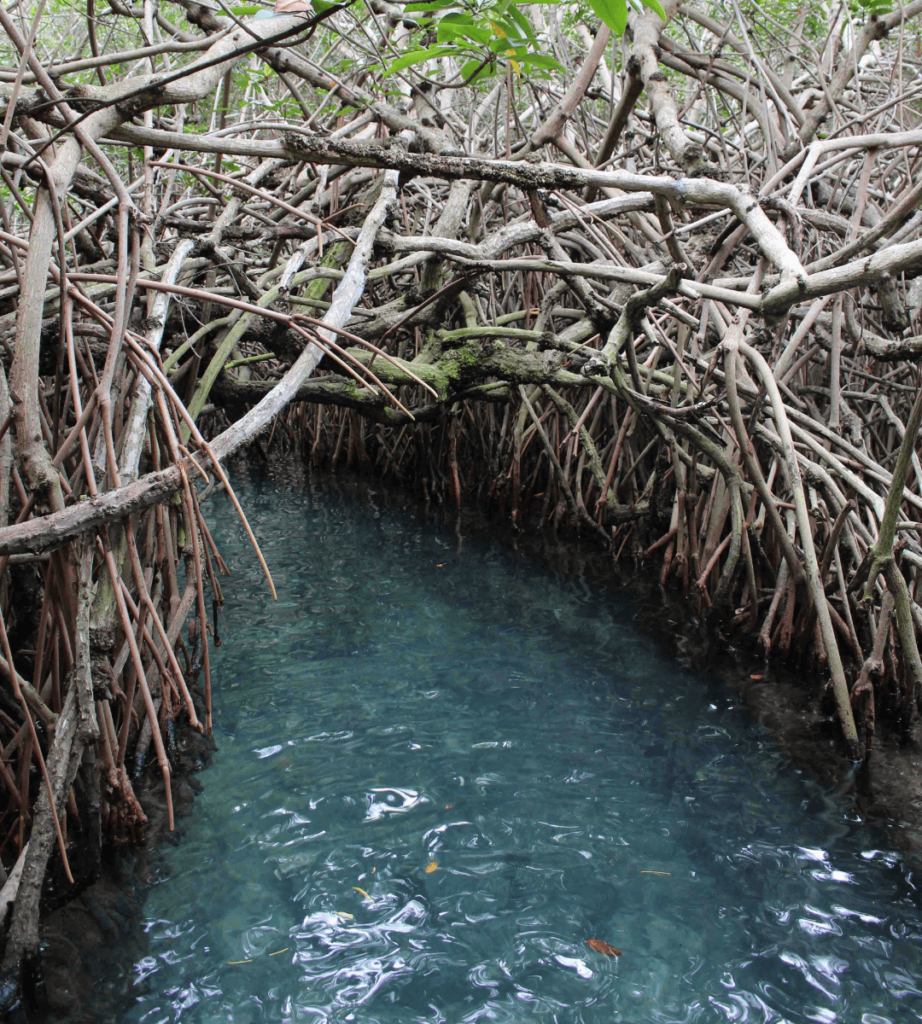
[113,475,922,1024]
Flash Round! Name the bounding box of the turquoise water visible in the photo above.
[121,474,922,1024]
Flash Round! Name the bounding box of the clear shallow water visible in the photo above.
[121,473,922,1024]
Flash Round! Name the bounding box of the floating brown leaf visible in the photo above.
[586,938,622,957]
[425,861,438,874]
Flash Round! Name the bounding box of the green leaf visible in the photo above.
[461,58,496,83]
[460,25,493,44]
[507,6,538,43]
[639,0,667,17]
[437,11,474,42]
[489,36,525,53]
[383,44,458,75]
[521,53,564,72]
[586,0,628,34]
[404,0,457,9]
[312,0,338,12]
[230,4,262,13]
[490,16,523,40]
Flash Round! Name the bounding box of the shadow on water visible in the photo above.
[72,461,922,1023]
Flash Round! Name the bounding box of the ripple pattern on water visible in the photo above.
[119,475,922,1024]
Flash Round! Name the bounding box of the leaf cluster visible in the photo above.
[376,0,665,84]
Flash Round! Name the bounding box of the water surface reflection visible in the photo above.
[120,474,922,1023]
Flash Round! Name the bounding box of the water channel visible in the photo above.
[117,471,922,1023]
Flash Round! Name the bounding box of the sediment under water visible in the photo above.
[115,471,922,1023]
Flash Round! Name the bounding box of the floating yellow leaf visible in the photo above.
[269,948,289,956]
[333,911,354,920]
[640,870,671,875]
[425,861,438,874]
[227,958,253,965]
[353,886,374,903]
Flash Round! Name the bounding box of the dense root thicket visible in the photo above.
[0,0,922,1004]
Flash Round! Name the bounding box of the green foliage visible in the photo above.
[853,0,892,14]
[380,0,563,81]
[583,0,665,35]
[375,0,665,84]
[584,0,628,33]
